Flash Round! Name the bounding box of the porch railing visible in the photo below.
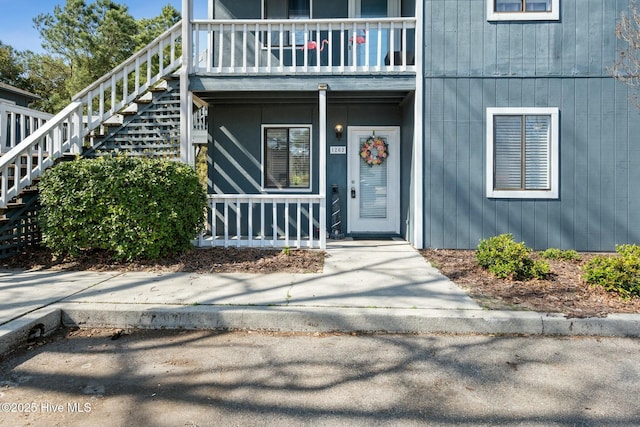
[192,17,416,75]
[0,101,53,154]
[201,194,326,249]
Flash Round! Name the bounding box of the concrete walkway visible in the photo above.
[1,239,639,355]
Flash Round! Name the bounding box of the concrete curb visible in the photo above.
[2,304,639,357]
[0,308,62,356]
[58,303,640,337]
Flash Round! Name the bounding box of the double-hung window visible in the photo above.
[263,126,312,190]
[487,0,559,21]
[486,108,559,199]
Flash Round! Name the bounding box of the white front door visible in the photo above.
[347,126,400,234]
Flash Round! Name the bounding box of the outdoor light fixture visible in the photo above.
[334,124,344,139]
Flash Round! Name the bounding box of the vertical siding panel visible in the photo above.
[510,24,524,76]
[532,79,549,248]
[574,0,589,75]
[469,79,484,245]
[628,107,640,244]
[573,79,589,250]
[587,79,602,250]
[443,0,458,76]
[469,0,484,75]
[456,78,471,248]
[600,78,616,250]
[561,0,577,75]
[483,9,497,75]
[457,0,471,76]
[614,81,629,245]
[443,78,458,247]
[535,23,550,76]
[547,78,564,249]
[522,24,537,75]
[430,0,445,76]
[548,17,563,75]
[430,79,445,247]
[601,0,616,73]
[496,24,510,75]
[483,79,498,238]
[588,0,603,75]
[560,79,576,249]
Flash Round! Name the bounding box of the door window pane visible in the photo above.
[359,136,388,219]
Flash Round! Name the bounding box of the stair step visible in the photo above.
[103,115,124,126]
[136,92,154,104]
[121,103,139,115]
[149,80,169,92]
[6,202,25,209]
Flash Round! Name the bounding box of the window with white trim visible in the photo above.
[486,108,559,199]
[263,125,312,190]
[487,0,559,21]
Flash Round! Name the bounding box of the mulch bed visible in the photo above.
[421,249,640,318]
[0,247,325,274]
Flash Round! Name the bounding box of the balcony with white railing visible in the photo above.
[191,17,416,76]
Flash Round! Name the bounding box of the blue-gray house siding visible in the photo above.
[422,0,640,251]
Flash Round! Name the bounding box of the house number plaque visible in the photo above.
[330,146,346,155]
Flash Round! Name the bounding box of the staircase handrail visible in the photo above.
[0,101,84,207]
[72,21,183,135]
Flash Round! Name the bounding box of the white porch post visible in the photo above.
[319,84,328,249]
[0,102,7,153]
[412,0,424,249]
[180,0,194,165]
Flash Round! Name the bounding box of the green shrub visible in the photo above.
[476,234,549,280]
[39,156,207,260]
[540,248,581,261]
[582,244,640,299]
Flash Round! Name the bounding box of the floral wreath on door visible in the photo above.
[360,135,388,166]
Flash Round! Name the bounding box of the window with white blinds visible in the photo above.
[488,0,559,21]
[263,126,311,190]
[487,108,559,199]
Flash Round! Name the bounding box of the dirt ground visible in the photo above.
[2,246,639,318]
[421,249,640,318]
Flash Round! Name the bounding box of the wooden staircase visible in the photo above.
[84,78,182,158]
[0,21,187,259]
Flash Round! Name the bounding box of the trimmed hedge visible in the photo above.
[39,156,207,260]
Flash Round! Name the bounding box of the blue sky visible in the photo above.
[0,0,183,52]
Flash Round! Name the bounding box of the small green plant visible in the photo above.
[540,248,581,261]
[476,234,549,280]
[282,246,291,256]
[582,244,640,299]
